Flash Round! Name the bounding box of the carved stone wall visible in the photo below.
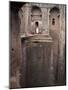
[10,9,21,88]
[10,2,66,88]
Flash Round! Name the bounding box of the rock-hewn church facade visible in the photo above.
[10,2,66,89]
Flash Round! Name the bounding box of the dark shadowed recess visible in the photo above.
[10,1,26,13]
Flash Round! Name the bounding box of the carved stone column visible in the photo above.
[57,5,66,85]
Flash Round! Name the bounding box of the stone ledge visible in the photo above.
[21,34,53,43]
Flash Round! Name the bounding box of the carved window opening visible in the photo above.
[35,22,39,27]
[52,18,55,25]
[50,7,60,26]
[35,21,39,34]
[31,6,42,34]
[50,7,60,13]
[31,6,42,21]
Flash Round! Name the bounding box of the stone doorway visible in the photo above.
[20,38,53,88]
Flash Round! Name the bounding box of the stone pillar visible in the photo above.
[58,5,66,85]
[47,8,50,35]
[19,3,30,36]
[49,46,55,85]
[41,8,49,35]
[24,4,30,35]
[18,8,24,35]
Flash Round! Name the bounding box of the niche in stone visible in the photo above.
[49,7,60,31]
[35,21,39,33]
[31,6,42,34]
[52,18,55,25]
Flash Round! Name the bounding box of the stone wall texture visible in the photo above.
[10,2,66,89]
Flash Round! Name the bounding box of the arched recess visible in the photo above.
[49,7,60,83]
[31,6,42,34]
[49,7,60,36]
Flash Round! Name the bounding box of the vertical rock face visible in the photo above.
[10,6,21,88]
[10,2,66,89]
